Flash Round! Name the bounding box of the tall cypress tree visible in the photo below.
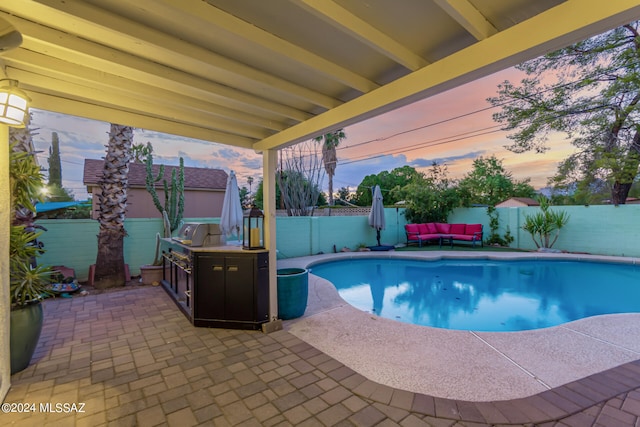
[48,132,62,187]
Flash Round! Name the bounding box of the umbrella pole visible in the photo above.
[376,229,381,246]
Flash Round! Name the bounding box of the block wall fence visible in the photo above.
[34,205,640,281]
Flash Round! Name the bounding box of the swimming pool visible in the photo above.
[309,257,640,332]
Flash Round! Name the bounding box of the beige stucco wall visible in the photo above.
[91,187,225,220]
[1,127,11,401]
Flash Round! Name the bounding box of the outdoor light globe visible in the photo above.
[0,80,29,127]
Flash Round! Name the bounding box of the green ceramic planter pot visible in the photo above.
[10,302,44,375]
[277,268,308,320]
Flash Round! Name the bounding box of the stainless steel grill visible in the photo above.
[172,223,224,247]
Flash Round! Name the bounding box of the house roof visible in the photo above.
[83,159,227,191]
[497,197,540,206]
[1,2,638,152]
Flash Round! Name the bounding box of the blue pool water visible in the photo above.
[309,258,640,332]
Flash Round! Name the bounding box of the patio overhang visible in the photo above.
[0,1,638,152]
[2,0,640,403]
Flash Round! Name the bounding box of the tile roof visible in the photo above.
[497,197,540,206]
[83,159,227,190]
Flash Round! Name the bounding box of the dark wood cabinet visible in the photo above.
[162,246,269,330]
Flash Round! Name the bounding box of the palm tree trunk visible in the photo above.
[93,124,133,289]
[328,172,334,206]
[315,130,345,207]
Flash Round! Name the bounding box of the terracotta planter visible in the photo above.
[10,302,43,374]
[140,264,164,285]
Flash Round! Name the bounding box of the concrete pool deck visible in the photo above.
[277,250,640,402]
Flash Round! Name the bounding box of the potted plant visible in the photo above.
[9,145,53,374]
[139,232,165,285]
[9,226,53,374]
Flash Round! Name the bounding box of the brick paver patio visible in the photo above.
[3,285,640,426]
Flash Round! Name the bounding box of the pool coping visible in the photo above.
[277,250,640,402]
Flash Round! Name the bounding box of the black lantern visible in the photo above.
[243,206,264,250]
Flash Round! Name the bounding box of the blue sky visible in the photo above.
[30,67,574,201]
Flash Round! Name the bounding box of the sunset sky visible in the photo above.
[30,67,575,201]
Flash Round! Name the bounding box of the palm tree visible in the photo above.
[93,124,133,289]
[314,129,345,206]
[247,176,254,193]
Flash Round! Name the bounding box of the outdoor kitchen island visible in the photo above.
[160,238,269,330]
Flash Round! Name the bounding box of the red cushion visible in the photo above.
[452,234,473,241]
[465,224,482,235]
[449,223,465,234]
[426,223,438,234]
[405,224,419,233]
[435,223,451,234]
[420,233,441,241]
[417,223,429,234]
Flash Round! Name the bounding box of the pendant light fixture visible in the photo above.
[0,79,29,128]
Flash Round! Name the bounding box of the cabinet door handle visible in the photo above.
[227,265,238,272]
[212,266,223,271]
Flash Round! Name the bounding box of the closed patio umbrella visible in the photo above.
[368,185,386,247]
[219,170,243,238]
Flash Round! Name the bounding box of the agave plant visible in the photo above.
[10,257,53,307]
[522,197,570,249]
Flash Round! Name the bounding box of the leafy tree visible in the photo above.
[246,176,254,193]
[314,129,345,206]
[44,132,76,202]
[394,163,460,223]
[353,166,421,206]
[253,178,281,210]
[94,124,133,289]
[485,206,514,247]
[239,186,251,209]
[457,155,535,206]
[45,184,74,202]
[335,187,353,205]
[277,141,327,215]
[47,132,62,187]
[253,175,326,211]
[488,22,640,205]
[37,202,92,219]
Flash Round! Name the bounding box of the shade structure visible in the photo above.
[368,185,386,246]
[219,171,243,238]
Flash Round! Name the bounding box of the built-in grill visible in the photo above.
[161,223,269,330]
[165,222,226,323]
[171,222,224,247]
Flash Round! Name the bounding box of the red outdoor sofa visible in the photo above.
[404,223,484,248]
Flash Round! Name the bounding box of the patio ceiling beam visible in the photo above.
[296,0,429,71]
[150,0,379,94]
[11,68,274,141]
[6,49,288,133]
[29,0,341,110]
[253,0,640,151]
[434,0,498,41]
[1,13,312,123]
[27,92,257,149]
